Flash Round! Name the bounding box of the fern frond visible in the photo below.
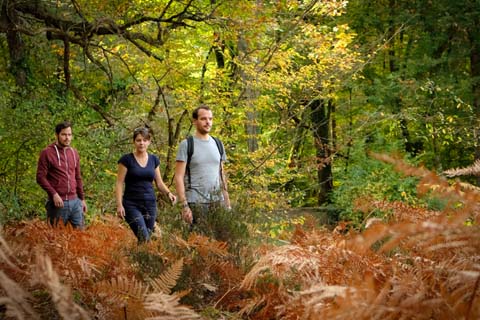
[296,283,350,318]
[33,253,90,320]
[457,181,480,192]
[187,233,229,258]
[0,233,16,269]
[238,296,265,316]
[170,234,190,250]
[0,270,39,320]
[97,275,149,306]
[301,283,349,300]
[205,258,244,284]
[95,275,154,320]
[172,289,191,301]
[354,198,443,223]
[144,292,201,320]
[443,159,480,177]
[241,245,320,290]
[76,256,100,279]
[149,258,183,294]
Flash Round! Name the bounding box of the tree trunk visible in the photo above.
[288,120,307,168]
[7,32,27,87]
[238,35,259,153]
[1,1,27,86]
[310,99,333,206]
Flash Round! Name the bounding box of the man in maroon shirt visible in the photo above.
[36,121,87,228]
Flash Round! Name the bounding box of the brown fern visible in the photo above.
[236,154,480,319]
[3,154,478,319]
[354,196,443,223]
[205,257,245,285]
[238,295,266,317]
[32,252,91,320]
[0,233,16,269]
[149,258,184,294]
[143,292,201,319]
[0,270,39,320]
[280,282,349,319]
[241,244,321,290]
[97,275,149,305]
[443,159,480,177]
[371,153,480,224]
[96,258,188,319]
[96,275,150,320]
[187,233,230,258]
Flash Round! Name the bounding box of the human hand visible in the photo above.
[117,205,125,219]
[168,192,177,205]
[81,200,88,213]
[181,207,192,224]
[53,193,64,208]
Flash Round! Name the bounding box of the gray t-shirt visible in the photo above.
[176,136,227,203]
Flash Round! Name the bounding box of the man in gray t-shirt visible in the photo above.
[175,104,231,225]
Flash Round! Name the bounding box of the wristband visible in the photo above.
[182,202,189,209]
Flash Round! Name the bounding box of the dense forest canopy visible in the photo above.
[1,1,480,319]
[0,0,478,220]
[0,0,359,219]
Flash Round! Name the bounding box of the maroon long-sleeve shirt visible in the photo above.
[36,143,85,201]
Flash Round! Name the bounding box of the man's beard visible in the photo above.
[198,126,211,134]
[57,140,70,147]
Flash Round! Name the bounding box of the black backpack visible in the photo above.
[186,135,224,188]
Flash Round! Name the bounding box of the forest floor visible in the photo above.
[1,198,479,320]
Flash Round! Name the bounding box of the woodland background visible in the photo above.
[0,0,479,319]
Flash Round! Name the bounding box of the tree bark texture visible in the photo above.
[310,99,333,206]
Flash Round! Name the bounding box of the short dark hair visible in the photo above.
[133,127,151,140]
[192,104,211,119]
[55,121,72,134]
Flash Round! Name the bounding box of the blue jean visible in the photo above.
[46,197,84,229]
[123,198,157,242]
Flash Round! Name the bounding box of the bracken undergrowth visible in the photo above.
[0,155,479,319]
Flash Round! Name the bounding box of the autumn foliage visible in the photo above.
[1,156,480,319]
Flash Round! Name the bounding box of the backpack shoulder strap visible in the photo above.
[211,136,226,190]
[186,135,194,166]
[211,136,224,159]
[186,135,194,187]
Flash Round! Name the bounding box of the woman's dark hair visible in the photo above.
[55,121,72,134]
[133,127,151,140]
[192,104,211,119]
